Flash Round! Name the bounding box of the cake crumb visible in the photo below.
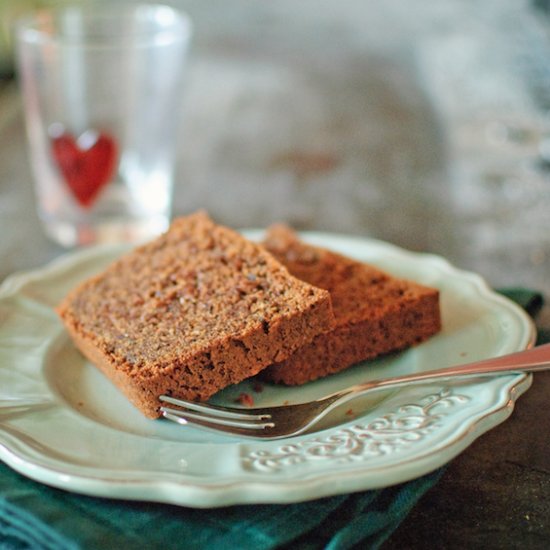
[235,392,255,407]
[252,381,264,393]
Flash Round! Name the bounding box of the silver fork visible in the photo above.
[159,342,550,440]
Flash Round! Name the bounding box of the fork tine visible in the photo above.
[159,394,271,421]
[160,406,275,430]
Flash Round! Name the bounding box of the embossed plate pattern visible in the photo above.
[0,232,536,506]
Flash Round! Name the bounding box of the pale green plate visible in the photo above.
[0,232,536,507]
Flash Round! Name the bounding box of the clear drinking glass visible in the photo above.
[15,4,192,247]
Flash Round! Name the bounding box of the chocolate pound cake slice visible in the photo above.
[56,212,334,418]
[261,225,441,385]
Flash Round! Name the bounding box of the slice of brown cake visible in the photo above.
[261,225,441,385]
[56,212,334,418]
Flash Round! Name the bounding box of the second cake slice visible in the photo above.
[261,225,441,385]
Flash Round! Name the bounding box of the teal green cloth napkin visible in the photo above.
[0,289,545,550]
[0,463,445,550]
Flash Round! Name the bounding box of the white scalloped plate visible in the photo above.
[0,232,536,507]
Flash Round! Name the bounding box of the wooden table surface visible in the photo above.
[1,1,549,547]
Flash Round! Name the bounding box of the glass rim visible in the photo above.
[15,3,192,49]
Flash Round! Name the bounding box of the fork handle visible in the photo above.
[340,342,550,398]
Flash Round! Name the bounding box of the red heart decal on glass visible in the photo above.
[51,128,118,208]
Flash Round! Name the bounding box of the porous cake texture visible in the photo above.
[56,212,334,418]
[261,225,441,385]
